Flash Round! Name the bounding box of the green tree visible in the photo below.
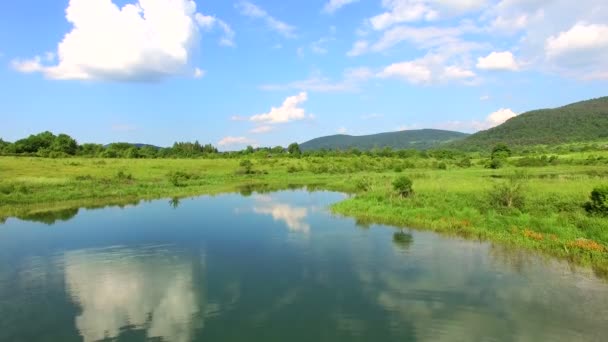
[287,142,301,156]
[51,134,78,155]
[584,186,608,216]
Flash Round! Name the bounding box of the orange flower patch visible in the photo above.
[568,239,605,253]
[523,229,543,241]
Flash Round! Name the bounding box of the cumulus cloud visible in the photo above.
[486,108,517,126]
[12,0,232,82]
[484,0,608,78]
[378,54,476,85]
[323,0,359,14]
[218,136,256,147]
[476,51,519,71]
[250,92,312,124]
[545,23,608,60]
[236,1,295,38]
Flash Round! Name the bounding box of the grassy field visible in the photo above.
[1,155,607,276]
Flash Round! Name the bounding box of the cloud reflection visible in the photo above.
[253,198,311,234]
[64,247,200,342]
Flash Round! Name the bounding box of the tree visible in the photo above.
[287,142,301,156]
[51,134,78,155]
[492,143,512,159]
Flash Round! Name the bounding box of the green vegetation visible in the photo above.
[1,140,607,276]
[585,186,608,216]
[299,129,469,151]
[453,96,608,150]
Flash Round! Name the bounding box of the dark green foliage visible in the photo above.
[115,171,133,182]
[486,143,511,169]
[300,129,469,151]
[584,186,608,216]
[287,142,302,156]
[393,176,414,198]
[167,171,197,187]
[239,160,254,174]
[457,157,472,168]
[437,162,447,170]
[453,97,608,150]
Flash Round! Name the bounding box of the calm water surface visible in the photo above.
[0,190,607,341]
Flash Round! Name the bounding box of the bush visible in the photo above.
[437,162,447,170]
[239,160,254,174]
[393,176,414,198]
[167,171,196,187]
[354,177,372,192]
[488,176,526,210]
[584,186,608,216]
[115,171,133,182]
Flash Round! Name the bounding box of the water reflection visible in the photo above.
[64,247,201,342]
[17,207,80,225]
[392,230,414,251]
[253,195,311,233]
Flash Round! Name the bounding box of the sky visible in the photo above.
[0,0,607,149]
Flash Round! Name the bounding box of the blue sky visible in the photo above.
[1,0,607,149]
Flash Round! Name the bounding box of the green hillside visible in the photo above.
[300,129,469,151]
[454,96,608,150]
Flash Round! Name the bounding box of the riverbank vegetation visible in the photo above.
[1,138,608,276]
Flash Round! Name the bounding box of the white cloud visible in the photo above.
[250,125,274,134]
[484,0,608,78]
[323,0,359,14]
[195,13,235,46]
[480,95,490,101]
[545,23,608,59]
[218,136,256,147]
[368,0,487,31]
[378,54,476,85]
[337,127,348,134]
[12,0,230,82]
[476,51,519,71]
[250,92,311,124]
[236,1,295,38]
[486,108,517,126]
[347,40,370,57]
[254,200,310,233]
[193,68,205,78]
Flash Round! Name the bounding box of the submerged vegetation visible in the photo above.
[1,128,608,276]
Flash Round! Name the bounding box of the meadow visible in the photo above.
[1,150,607,276]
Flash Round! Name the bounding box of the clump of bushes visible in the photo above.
[488,173,527,210]
[115,171,133,182]
[287,165,303,173]
[167,171,197,187]
[584,186,608,216]
[238,160,254,174]
[393,176,414,198]
[354,177,372,192]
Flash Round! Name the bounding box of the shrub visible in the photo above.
[437,162,447,170]
[115,171,133,182]
[489,176,526,210]
[354,177,372,192]
[457,157,472,168]
[584,186,608,216]
[239,160,254,174]
[287,165,302,173]
[167,171,196,187]
[393,176,414,198]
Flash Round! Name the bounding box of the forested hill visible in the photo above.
[453,96,608,150]
[300,129,469,151]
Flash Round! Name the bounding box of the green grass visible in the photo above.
[1,156,607,276]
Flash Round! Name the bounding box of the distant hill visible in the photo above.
[453,96,608,150]
[300,129,469,151]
